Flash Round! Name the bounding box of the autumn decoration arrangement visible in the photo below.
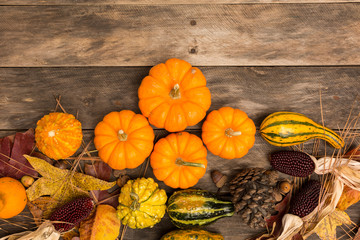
[0,58,359,240]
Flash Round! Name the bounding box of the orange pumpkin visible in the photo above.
[35,112,83,160]
[94,110,154,170]
[202,107,256,159]
[0,177,27,219]
[150,132,207,189]
[138,58,211,132]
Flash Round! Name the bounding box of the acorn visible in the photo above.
[279,181,292,195]
[49,197,94,232]
[270,151,316,177]
[288,180,321,218]
[211,170,228,188]
[21,175,35,188]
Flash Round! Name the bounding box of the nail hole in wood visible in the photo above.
[189,47,198,54]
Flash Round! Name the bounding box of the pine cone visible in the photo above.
[229,168,279,229]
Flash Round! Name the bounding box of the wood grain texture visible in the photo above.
[1,4,360,66]
[1,0,360,4]
[0,129,358,240]
[1,67,359,130]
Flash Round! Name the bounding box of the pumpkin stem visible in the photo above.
[175,158,205,168]
[118,129,128,141]
[225,128,242,137]
[130,192,140,211]
[169,83,181,99]
[48,130,56,137]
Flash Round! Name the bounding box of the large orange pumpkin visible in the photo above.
[35,112,83,160]
[150,132,207,189]
[138,58,211,132]
[94,110,155,170]
[202,107,256,159]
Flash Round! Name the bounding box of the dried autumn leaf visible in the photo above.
[0,129,38,179]
[27,196,57,225]
[24,155,116,208]
[344,148,360,160]
[62,229,80,240]
[79,204,120,240]
[84,162,112,181]
[84,161,119,207]
[314,208,351,240]
[337,185,360,211]
[266,194,290,228]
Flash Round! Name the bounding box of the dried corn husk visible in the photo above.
[0,221,60,240]
[315,157,360,191]
[277,214,303,240]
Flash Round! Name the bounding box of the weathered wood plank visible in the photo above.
[0,129,358,240]
[0,0,359,4]
[1,67,359,130]
[0,4,360,66]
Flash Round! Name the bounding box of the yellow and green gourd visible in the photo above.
[260,112,344,148]
[161,229,224,240]
[167,189,234,229]
[117,178,167,229]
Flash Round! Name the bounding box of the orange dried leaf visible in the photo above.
[79,204,120,240]
[336,185,360,211]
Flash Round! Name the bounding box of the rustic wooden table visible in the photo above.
[1,1,360,239]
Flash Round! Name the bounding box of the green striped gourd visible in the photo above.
[167,189,234,229]
[260,112,344,148]
[161,229,224,240]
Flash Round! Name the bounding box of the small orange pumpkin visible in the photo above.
[94,110,154,170]
[150,132,207,189]
[35,112,83,160]
[202,107,256,159]
[0,177,27,219]
[138,58,211,132]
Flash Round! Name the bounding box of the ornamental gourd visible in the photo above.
[260,112,344,148]
[161,229,224,240]
[35,112,83,160]
[138,58,211,132]
[117,177,167,229]
[150,132,207,189]
[94,110,154,170]
[167,189,234,229]
[202,107,256,159]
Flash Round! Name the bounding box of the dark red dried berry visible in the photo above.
[289,180,321,218]
[270,151,315,177]
[50,197,94,232]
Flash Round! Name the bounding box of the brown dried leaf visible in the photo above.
[344,148,360,160]
[266,194,290,228]
[79,204,120,240]
[337,185,360,211]
[84,161,112,181]
[24,155,116,212]
[0,129,38,179]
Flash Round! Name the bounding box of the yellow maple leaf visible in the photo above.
[24,155,116,204]
[314,209,351,240]
[337,185,360,211]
